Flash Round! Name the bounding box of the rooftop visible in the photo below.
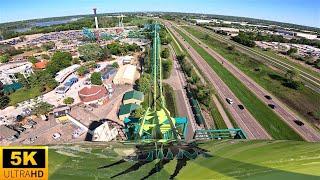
[119,103,140,116]
[34,60,48,69]
[123,90,144,101]
[78,85,108,103]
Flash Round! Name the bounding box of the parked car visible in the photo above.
[238,104,245,110]
[264,95,272,100]
[268,104,276,109]
[226,98,234,104]
[52,133,61,140]
[293,120,304,126]
[55,86,70,94]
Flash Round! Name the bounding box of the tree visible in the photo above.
[137,74,151,94]
[46,51,72,75]
[42,41,55,50]
[162,59,173,79]
[287,47,298,55]
[78,43,103,62]
[32,102,53,116]
[204,34,210,40]
[0,95,9,109]
[285,69,298,81]
[17,73,30,89]
[77,66,88,76]
[112,62,119,68]
[28,56,37,64]
[161,48,170,59]
[41,54,50,60]
[0,54,10,63]
[91,72,102,85]
[63,97,74,105]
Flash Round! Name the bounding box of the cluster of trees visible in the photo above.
[41,41,55,50]
[90,72,102,85]
[0,44,26,63]
[63,97,74,105]
[1,18,95,39]
[78,43,106,62]
[162,59,173,79]
[106,42,140,55]
[32,102,53,116]
[161,48,170,59]
[15,51,72,96]
[78,42,140,62]
[177,55,212,106]
[159,26,172,45]
[231,32,256,47]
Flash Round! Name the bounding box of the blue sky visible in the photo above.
[0,0,319,27]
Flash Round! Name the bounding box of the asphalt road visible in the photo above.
[165,21,271,140]
[178,26,320,142]
[194,25,320,93]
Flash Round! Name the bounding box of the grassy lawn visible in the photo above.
[9,86,42,105]
[48,140,320,179]
[184,26,320,128]
[175,27,302,140]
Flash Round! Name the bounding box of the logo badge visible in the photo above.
[0,146,48,180]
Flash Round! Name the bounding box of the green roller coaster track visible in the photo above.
[135,23,186,143]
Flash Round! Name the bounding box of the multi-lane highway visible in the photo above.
[176,26,320,142]
[165,21,271,140]
[193,25,320,93]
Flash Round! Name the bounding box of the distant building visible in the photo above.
[34,60,48,69]
[121,55,134,65]
[0,125,19,141]
[0,62,33,85]
[296,32,318,40]
[118,103,140,121]
[113,64,139,85]
[92,121,118,142]
[123,90,144,105]
[78,85,108,104]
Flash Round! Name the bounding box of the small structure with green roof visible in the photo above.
[119,103,140,121]
[123,90,144,105]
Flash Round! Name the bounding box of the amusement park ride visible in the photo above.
[124,23,188,144]
[82,8,246,144]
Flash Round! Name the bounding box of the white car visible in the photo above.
[52,133,61,140]
[226,98,234,104]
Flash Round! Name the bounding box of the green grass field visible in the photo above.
[183,26,320,129]
[9,86,42,105]
[174,27,302,140]
[48,140,320,179]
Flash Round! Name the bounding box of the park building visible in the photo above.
[78,85,108,105]
[0,62,33,85]
[118,103,140,121]
[113,64,139,85]
[123,90,144,105]
[92,121,119,142]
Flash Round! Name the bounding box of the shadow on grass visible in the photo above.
[98,141,319,180]
[98,141,212,179]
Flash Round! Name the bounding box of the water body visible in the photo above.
[14,17,81,32]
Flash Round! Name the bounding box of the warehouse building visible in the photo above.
[113,64,139,85]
